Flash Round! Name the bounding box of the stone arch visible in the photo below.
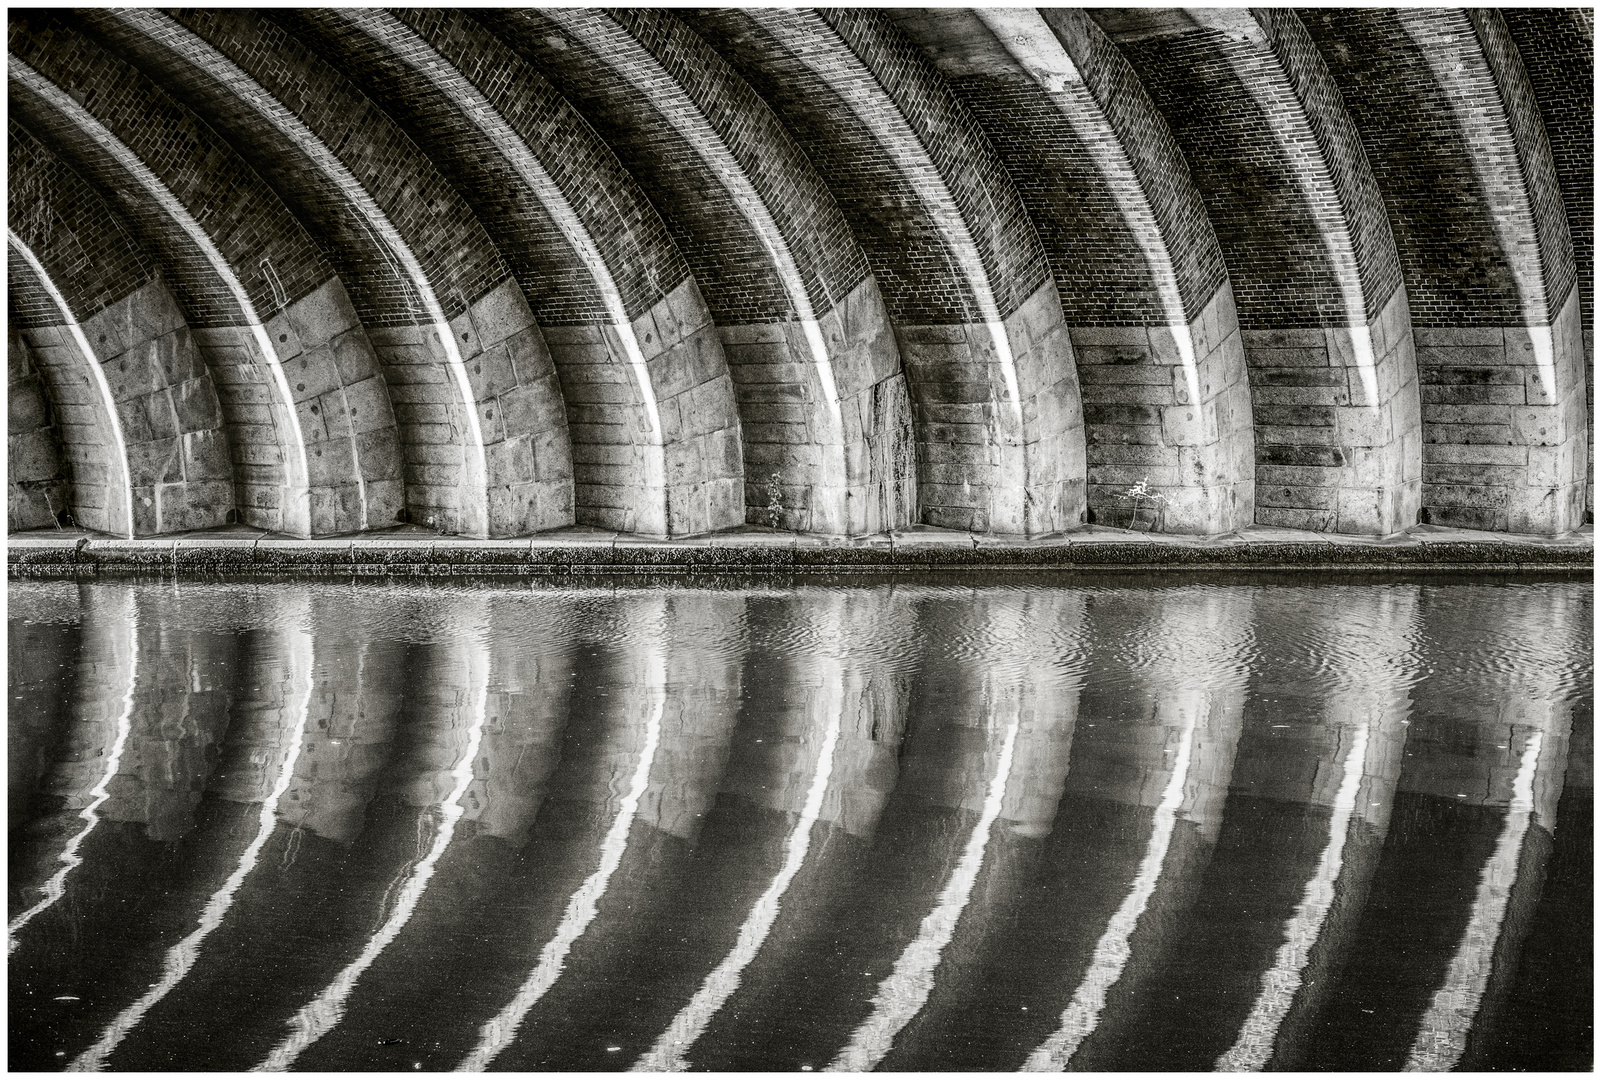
[1502,8,1593,523]
[684,8,1086,536]
[270,8,742,537]
[9,13,407,536]
[8,321,71,530]
[7,230,227,538]
[482,9,916,536]
[1088,9,1422,534]
[79,8,574,539]
[1303,8,1587,534]
[891,8,1255,533]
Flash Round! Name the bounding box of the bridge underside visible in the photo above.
[8,8,1592,539]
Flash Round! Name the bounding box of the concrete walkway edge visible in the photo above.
[6,524,1592,578]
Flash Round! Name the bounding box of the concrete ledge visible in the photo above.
[7,523,1591,579]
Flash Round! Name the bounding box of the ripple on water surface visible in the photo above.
[6,576,1591,1072]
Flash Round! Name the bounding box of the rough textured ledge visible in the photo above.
[6,523,1592,579]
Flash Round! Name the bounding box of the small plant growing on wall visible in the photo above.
[766,472,784,528]
[1117,477,1168,532]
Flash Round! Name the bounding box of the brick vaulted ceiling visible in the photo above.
[7,8,1593,539]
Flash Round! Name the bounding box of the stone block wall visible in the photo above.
[1416,291,1588,533]
[553,276,740,537]
[818,276,915,536]
[1075,284,1254,533]
[261,278,404,534]
[1250,286,1422,533]
[903,280,1086,534]
[83,283,232,535]
[631,277,744,537]
[726,276,911,536]
[369,280,572,537]
[8,328,71,530]
[12,321,125,536]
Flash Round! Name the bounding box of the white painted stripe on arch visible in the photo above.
[1214,721,1371,1071]
[1403,727,1544,1071]
[71,618,317,1072]
[255,641,490,1072]
[635,667,846,1071]
[107,9,492,534]
[7,594,139,951]
[548,9,845,439]
[10,56,315,507]
[977,9,1203,408]
[1395,11,1557,400]
[1179,11,1381,410]
[750,10,1024,430]
[1021,702,1199,1071]
[457,644,667,1071]
[342,11,664,452]
[826,712,1021,1072]
[7,229,136,538]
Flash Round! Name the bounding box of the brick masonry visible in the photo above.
[8,327,70,530]
[11,96,318,535]
[8,7,1590,541]
[11,16,413,537]
[1500,8,1593,520]
[1304,8,1588,534]
[1091,10,1420,533]
[78,9,580,539]
[277,8,739,538]
[485,9,911,535]
[687,8,1085,536]
[892,9,1254,532]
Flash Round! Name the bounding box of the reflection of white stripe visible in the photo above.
[72,626,316,1072]
[345,12,664,451]
[636,676,845,1071]
[458,650,667,1071]
[826,714,1021,1072]
[1403,729,1543,1072]
[112,9,491,533]
[6,230,135,538]
[11,57,314,500]
[8,612,139,951]
[257,649,490,1072]
[977,10,1201,408]
[1216,722,1370,1071]
[553,10,844,438]
[1023,707,1198,1071]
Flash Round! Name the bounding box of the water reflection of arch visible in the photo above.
[820,585,1248,1071]
[7,582,83,836]
[1403,585,1581,1071]
[1062,585,1419,1071]
[71,588,314,1071]
[667,587,1080,1071]
[1298,582,1583,1070]
[838,588,1089,1073]
[635,586,915,1071]
[254,590,492,1071]
[83,588,410,1071]
[8,584,139,958]
[456,589,746,1072]
[9,584,247,1070]
[1216,585,1420,1070]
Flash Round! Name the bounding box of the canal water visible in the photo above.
[8,575,1591,1072]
